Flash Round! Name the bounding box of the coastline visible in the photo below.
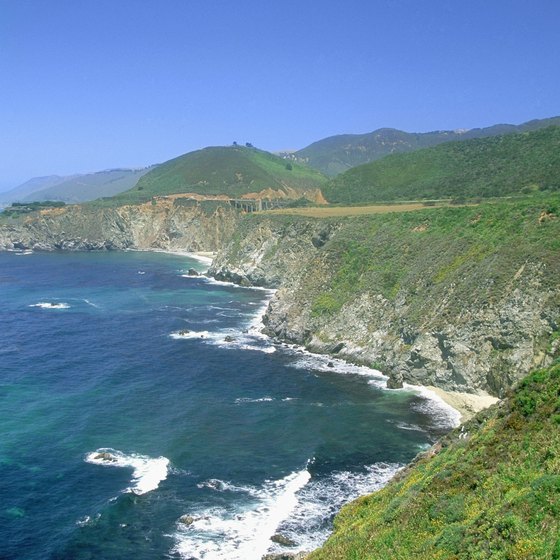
[196,251,495,425]
[424,385,499,423]
[128,247,217,266]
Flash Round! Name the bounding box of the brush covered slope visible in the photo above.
[295,116,560,177]
[323,126,560,204]
[113,145,327,204]
[308,359,560,560]
[210,195,560,396]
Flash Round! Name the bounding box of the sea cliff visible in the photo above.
[0,199,239,253]
[2,196,559,398]
[209,199,560,397]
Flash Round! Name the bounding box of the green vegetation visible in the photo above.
[307,195,560,323]
[323,126,560,204]
[295,116,560,177]
[109,145,327,204]
[2,200,66,217]
[309,359,560,559]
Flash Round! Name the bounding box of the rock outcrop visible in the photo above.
[209,203,560,397]
[3,197,559,398]
[0,199,239,252]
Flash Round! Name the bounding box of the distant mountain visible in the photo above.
[113,145,328,204]
[1,168,154,206]
[323,126,560,204]
[22,168,154,204]
[294,116,560,176]
[0,175,73,204]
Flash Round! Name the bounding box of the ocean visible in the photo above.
[0,250,458,559]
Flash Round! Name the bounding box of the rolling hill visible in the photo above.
[111,145,328,204]
[294,116,560,176]
[322,126,560,204]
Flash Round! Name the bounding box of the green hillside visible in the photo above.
[309,359,560,559]
[112,145,327,204]
[295,116,560,176]
[323,126,560,204]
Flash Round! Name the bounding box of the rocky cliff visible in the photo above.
[2,195,559,397]
[0,199,239,252]
[210,198,560,397]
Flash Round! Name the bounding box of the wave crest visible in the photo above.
[84,448,169,495]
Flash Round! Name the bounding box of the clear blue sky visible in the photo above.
[1,0,559,189]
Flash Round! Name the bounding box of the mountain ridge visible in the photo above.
[294,116,560,176]
[322,126,560,204]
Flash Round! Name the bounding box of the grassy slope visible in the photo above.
[309,360,560,560]
[323,126,560,204]
[307,195,560,323]
[111,146,327,204]
[225,194,559,394]
[295,116,560,177]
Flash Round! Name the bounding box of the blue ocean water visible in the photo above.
[0,251,458,560]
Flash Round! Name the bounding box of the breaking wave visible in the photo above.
[84,448,169,495]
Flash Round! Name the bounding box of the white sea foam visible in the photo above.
[405,384,462,428]
[173,469,311,560]
[14,250,33,255]
[169,290,277,355]
[197,478,259,495]
[84,448,169,495]
[170,327,278,354]
[170,330,214,340]
[269,462,402,554]
[287,349,387,388]
[29,302,70,309]
[387,419,427,433]
[286,344,459,429]
[234,397,275,404]
[183,274,274,292]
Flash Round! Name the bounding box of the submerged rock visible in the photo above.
[262,553,308,560]
[386,371,404,389]
[94,452,117,462]
[270,533,297,547]
[178,515,196,526]
[224,335,236,342]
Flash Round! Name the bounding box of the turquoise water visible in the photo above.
[0,251,457,559]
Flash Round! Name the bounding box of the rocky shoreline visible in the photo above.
[2,200,559,401]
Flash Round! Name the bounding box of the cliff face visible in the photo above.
[3,197,559,397]
[209,200,560,397]
[0,199,239,252]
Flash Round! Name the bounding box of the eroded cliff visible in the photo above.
[2,195,559,397]
[210,198,560,396]
[0,199,239,252]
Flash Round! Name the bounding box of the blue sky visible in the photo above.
[1,0,559,189]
